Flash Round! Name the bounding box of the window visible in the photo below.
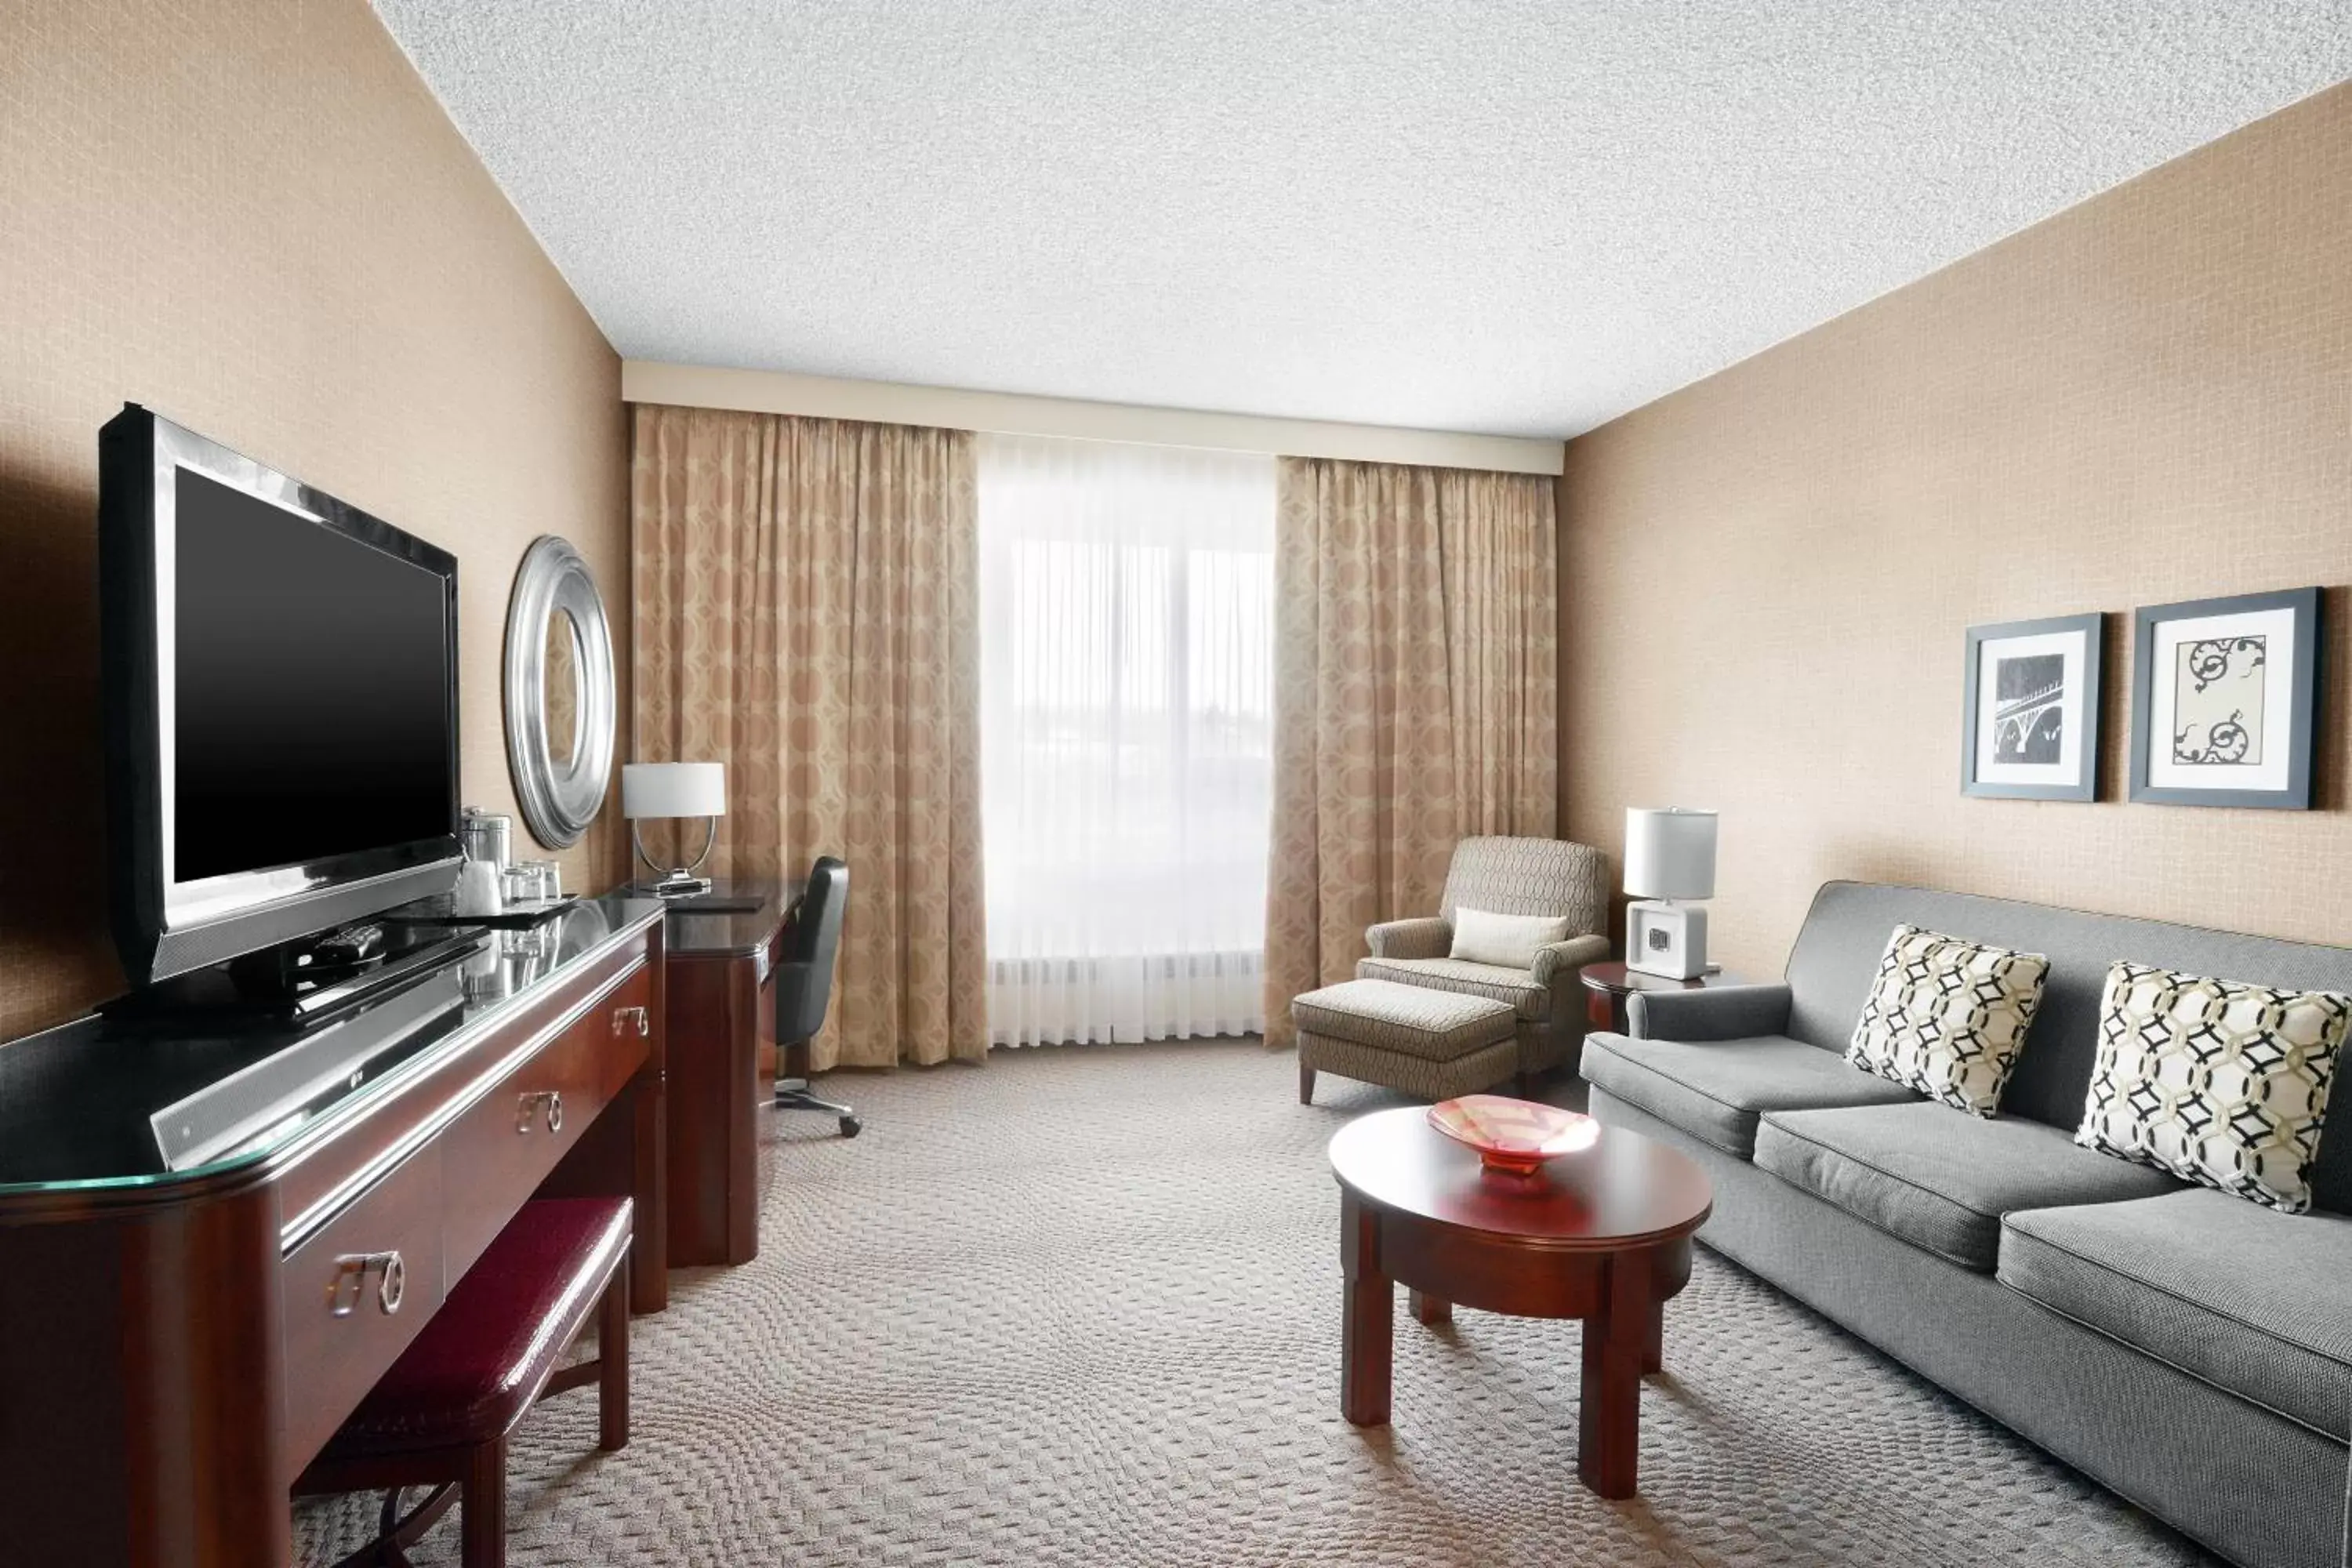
[976,435,1276,1045]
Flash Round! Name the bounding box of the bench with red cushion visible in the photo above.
[296,1196,633,1568]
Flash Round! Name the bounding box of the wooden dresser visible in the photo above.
[0,895,670,1566]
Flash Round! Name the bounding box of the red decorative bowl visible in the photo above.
[1426,1095,1600,1176]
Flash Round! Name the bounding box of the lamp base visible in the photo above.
[1626,900,1709,980]
[641,869,714,898]
[630,818,717,899]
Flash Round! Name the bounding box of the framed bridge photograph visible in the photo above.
[1962,612,2103,800]
[2129,587,2321,810]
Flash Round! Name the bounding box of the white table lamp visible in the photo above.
[1624,807,1718,979]
[622,761,727,897]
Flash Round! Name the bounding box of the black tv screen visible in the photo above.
[102,405,463,985]
[172,467,453,882]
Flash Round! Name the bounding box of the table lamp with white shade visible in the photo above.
[1624,807,1719,980]
[622,761,726,897]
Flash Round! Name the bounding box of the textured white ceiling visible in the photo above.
[372,2,2352,439]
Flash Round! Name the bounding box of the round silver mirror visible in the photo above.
[544,608,582,771]
[503,536,615,848]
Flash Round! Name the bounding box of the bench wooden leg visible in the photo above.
[1299,1062,1316,1105]
[462,1436,506,1568]
[600,1258,632,1451]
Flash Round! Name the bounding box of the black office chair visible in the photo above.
[770,856,858,1137]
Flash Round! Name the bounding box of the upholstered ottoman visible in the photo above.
[1294,978,1520,1104]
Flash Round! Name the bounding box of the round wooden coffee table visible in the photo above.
[1328,1106,1713,1498]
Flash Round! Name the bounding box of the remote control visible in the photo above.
[310,923,387,967]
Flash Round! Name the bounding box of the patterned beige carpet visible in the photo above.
[296,1039,2212,1566]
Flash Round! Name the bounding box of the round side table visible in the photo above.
[1579,960,1745,1035]
[1328,1107,1713,1498]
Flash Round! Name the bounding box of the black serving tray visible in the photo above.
[379,892,580,931]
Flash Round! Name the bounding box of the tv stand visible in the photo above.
[0,895,670,1566]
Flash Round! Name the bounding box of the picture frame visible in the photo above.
[2129,587,2322,810]
[1962,613,2104,800]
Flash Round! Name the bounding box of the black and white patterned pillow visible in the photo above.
[2076,961,2350,1213]
[1846,925,2050,1116]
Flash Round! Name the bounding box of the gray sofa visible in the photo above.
[1580,880,2352,1568]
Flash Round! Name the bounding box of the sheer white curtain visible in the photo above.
[977,434,1276,1047]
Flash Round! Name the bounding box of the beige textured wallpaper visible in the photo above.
[0,0,630,1037]
[1560,81,2352,981]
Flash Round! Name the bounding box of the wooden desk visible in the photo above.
[0,895,669,1566]
[659,880,788,1267]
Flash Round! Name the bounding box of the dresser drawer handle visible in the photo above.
[614,1005,650,1038]
[516,1089,564,1134]
[327,1250,405,1318]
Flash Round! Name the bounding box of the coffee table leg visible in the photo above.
[1407,1289,1450,1327]
[1578,1248,1653,1497]
[1340,1192,1392,1426]
[1643,1299,1664,1375]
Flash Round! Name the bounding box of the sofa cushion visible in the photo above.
[1579,1032,1916,1159]
[2000,1189,2352,1439]
[1754,1103,2179,1270]
[1354,956,1548,1021]
[2074,960,2351,1214]
[1846,924,2049,1116]
[1291,978,1517,1062]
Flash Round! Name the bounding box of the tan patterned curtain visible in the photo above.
[1262,457,1558,1046]
[632,404,987,1069]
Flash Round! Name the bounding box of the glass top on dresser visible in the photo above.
[0,894,666,1194]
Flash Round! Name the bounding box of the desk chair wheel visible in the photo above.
[772,1077,859,1138]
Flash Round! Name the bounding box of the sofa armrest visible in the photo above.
[1530,932,1612,985]
[1366,917,1451,960]
[1628,982,1795,1042]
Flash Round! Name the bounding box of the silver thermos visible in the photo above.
[457,809,514,916]
[459,808,514,871]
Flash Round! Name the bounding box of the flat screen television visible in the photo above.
[100,405,463,985]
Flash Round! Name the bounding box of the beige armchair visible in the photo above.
[1356,836,1611,1087]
